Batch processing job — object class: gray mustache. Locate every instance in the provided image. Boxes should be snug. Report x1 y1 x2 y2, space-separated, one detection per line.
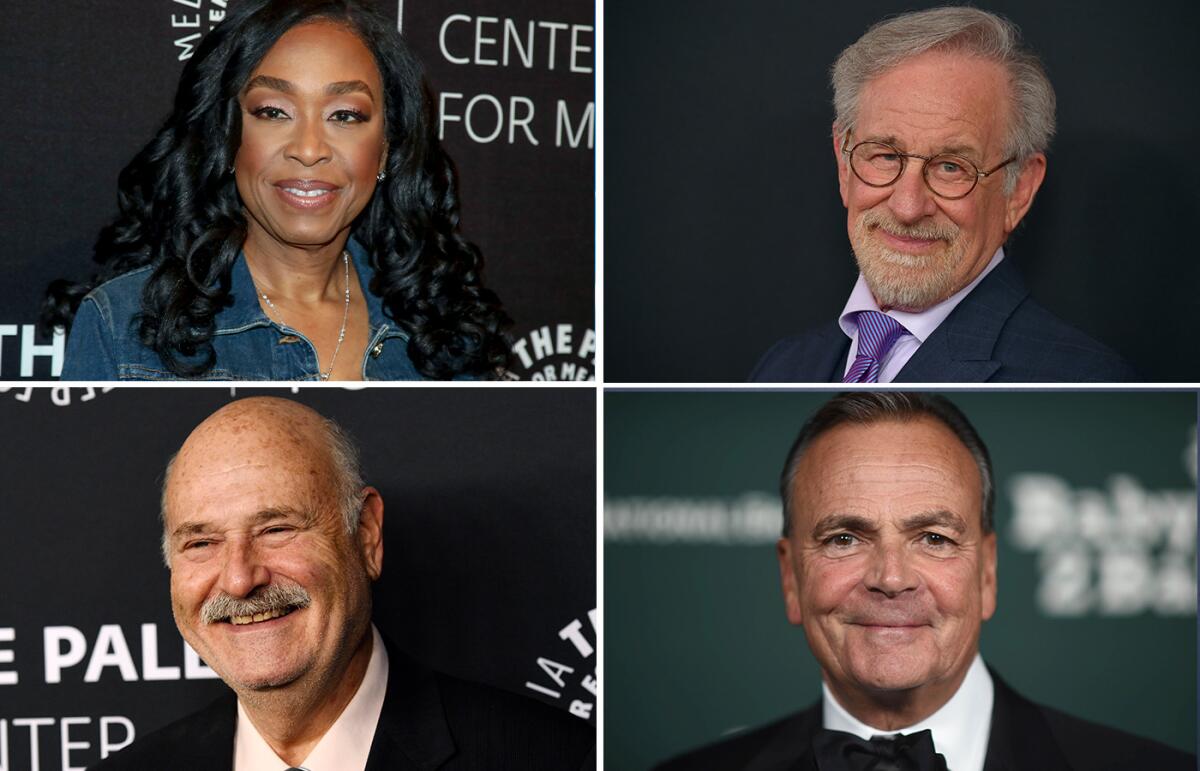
200 582 312 624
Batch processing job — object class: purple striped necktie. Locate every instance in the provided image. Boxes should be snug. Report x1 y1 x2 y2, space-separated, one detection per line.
843 311 909 383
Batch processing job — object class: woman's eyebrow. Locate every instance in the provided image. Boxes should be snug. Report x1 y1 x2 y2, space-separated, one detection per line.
243 74 293 94
242 75 374 102
326 80 374 101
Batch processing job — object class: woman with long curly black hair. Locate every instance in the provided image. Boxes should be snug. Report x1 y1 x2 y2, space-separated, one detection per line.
46 0 510 380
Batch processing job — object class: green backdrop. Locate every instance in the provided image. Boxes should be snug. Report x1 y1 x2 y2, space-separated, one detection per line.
604 391 1197 769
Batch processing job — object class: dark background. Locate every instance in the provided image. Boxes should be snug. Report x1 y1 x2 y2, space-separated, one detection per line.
0 386 595 769
0 0 594 380
605 0 1200 382
605 390 1197 769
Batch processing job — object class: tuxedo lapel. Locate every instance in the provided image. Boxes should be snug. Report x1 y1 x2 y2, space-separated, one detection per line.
743 703 822 771
364 641 456 771
895 259 1028 383
983 671 1072 770
170 693 239 771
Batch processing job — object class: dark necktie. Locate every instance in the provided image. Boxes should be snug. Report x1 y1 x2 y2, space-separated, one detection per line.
812 728 948 771
843 311 908 383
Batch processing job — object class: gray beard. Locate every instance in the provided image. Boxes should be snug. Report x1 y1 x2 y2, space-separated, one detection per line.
850 217 963 311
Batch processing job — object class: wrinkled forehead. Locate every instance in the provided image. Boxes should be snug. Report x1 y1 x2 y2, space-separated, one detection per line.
855 51 1010 154
792 418 983 524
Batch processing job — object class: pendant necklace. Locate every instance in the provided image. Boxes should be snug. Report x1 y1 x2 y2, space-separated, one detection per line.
257 250 351 381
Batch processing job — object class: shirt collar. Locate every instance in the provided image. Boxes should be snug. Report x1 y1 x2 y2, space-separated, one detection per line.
838 247 1005 343
234 624 390 771
822 654 994 771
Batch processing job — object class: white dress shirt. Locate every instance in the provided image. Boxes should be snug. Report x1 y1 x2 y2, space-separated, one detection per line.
233 625 389 771
822 654 995 771
838 248 1005 382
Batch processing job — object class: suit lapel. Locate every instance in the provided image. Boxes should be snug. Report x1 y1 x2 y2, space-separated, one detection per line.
812 323 852 383
364 640 456 771
895 258 1029 383
744 703 822 771
736 671 1071 771
176 693 238 771
983 670 1072 771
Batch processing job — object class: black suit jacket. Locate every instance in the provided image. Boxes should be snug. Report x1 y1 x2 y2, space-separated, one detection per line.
88 642 594 771
653 671 1193 770
749 259 1136 383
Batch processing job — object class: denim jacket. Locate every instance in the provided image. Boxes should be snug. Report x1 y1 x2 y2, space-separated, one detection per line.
60 240 425 380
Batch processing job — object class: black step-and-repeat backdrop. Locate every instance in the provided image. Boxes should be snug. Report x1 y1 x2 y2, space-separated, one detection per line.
605 0 1200 382
605 391 1196 769
0 386 595 770
1 0 594 381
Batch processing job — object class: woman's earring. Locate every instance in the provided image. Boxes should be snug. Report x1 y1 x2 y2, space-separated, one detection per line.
376 171 387 182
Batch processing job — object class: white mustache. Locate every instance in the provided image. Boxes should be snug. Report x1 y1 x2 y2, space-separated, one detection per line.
200 581 311 624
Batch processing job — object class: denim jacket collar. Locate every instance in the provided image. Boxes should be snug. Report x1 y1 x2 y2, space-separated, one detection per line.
60 235 427 381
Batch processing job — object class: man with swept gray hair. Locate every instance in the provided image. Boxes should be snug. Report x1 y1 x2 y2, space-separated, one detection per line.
751 7 1134 383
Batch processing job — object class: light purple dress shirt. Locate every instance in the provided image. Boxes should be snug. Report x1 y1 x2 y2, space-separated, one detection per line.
839 248 1005 382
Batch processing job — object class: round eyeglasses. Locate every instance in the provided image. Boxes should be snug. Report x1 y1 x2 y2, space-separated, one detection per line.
841 135 1016 200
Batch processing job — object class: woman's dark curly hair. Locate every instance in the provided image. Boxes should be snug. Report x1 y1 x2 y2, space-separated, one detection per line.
42 0 511 379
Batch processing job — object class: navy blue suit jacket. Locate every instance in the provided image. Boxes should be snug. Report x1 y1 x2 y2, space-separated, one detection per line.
88 642 594 771
654 671 1193 770
749 259 1135 383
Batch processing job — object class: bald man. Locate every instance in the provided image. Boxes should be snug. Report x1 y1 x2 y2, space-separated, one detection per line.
92 397 593 771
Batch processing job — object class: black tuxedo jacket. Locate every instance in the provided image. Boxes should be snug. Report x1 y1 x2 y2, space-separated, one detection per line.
88 642 594 771
653 671 1193 770
749 259 1136 383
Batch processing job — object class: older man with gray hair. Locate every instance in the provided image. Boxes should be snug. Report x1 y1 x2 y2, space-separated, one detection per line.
751 6 1134 383
92 396 593 770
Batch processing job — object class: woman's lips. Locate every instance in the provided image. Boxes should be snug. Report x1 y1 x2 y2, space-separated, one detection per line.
273 179 341 210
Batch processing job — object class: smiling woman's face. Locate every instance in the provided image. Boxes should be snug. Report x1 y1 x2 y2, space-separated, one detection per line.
235 19 387 253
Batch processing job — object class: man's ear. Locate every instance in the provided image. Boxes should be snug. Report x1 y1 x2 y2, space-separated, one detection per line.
980 531 997 621
356 486 384 580
1003 152 1046 233
778 537 805 626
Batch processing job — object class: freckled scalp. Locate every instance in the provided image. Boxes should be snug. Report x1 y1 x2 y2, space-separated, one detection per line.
160 397 366 565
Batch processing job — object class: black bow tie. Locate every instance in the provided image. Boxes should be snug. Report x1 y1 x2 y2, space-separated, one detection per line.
812 728 949 771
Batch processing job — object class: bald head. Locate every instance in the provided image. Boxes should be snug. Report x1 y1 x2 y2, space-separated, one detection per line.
161 397 364 565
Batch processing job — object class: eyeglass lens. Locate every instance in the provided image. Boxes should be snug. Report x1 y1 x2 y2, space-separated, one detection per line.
850 142 978 198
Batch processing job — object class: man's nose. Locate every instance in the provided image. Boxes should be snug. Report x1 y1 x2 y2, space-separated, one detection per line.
885 162 938 224
217 538 271 598
864 541 920 597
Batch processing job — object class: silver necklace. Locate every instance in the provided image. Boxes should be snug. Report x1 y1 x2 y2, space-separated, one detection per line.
258 250 351 381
